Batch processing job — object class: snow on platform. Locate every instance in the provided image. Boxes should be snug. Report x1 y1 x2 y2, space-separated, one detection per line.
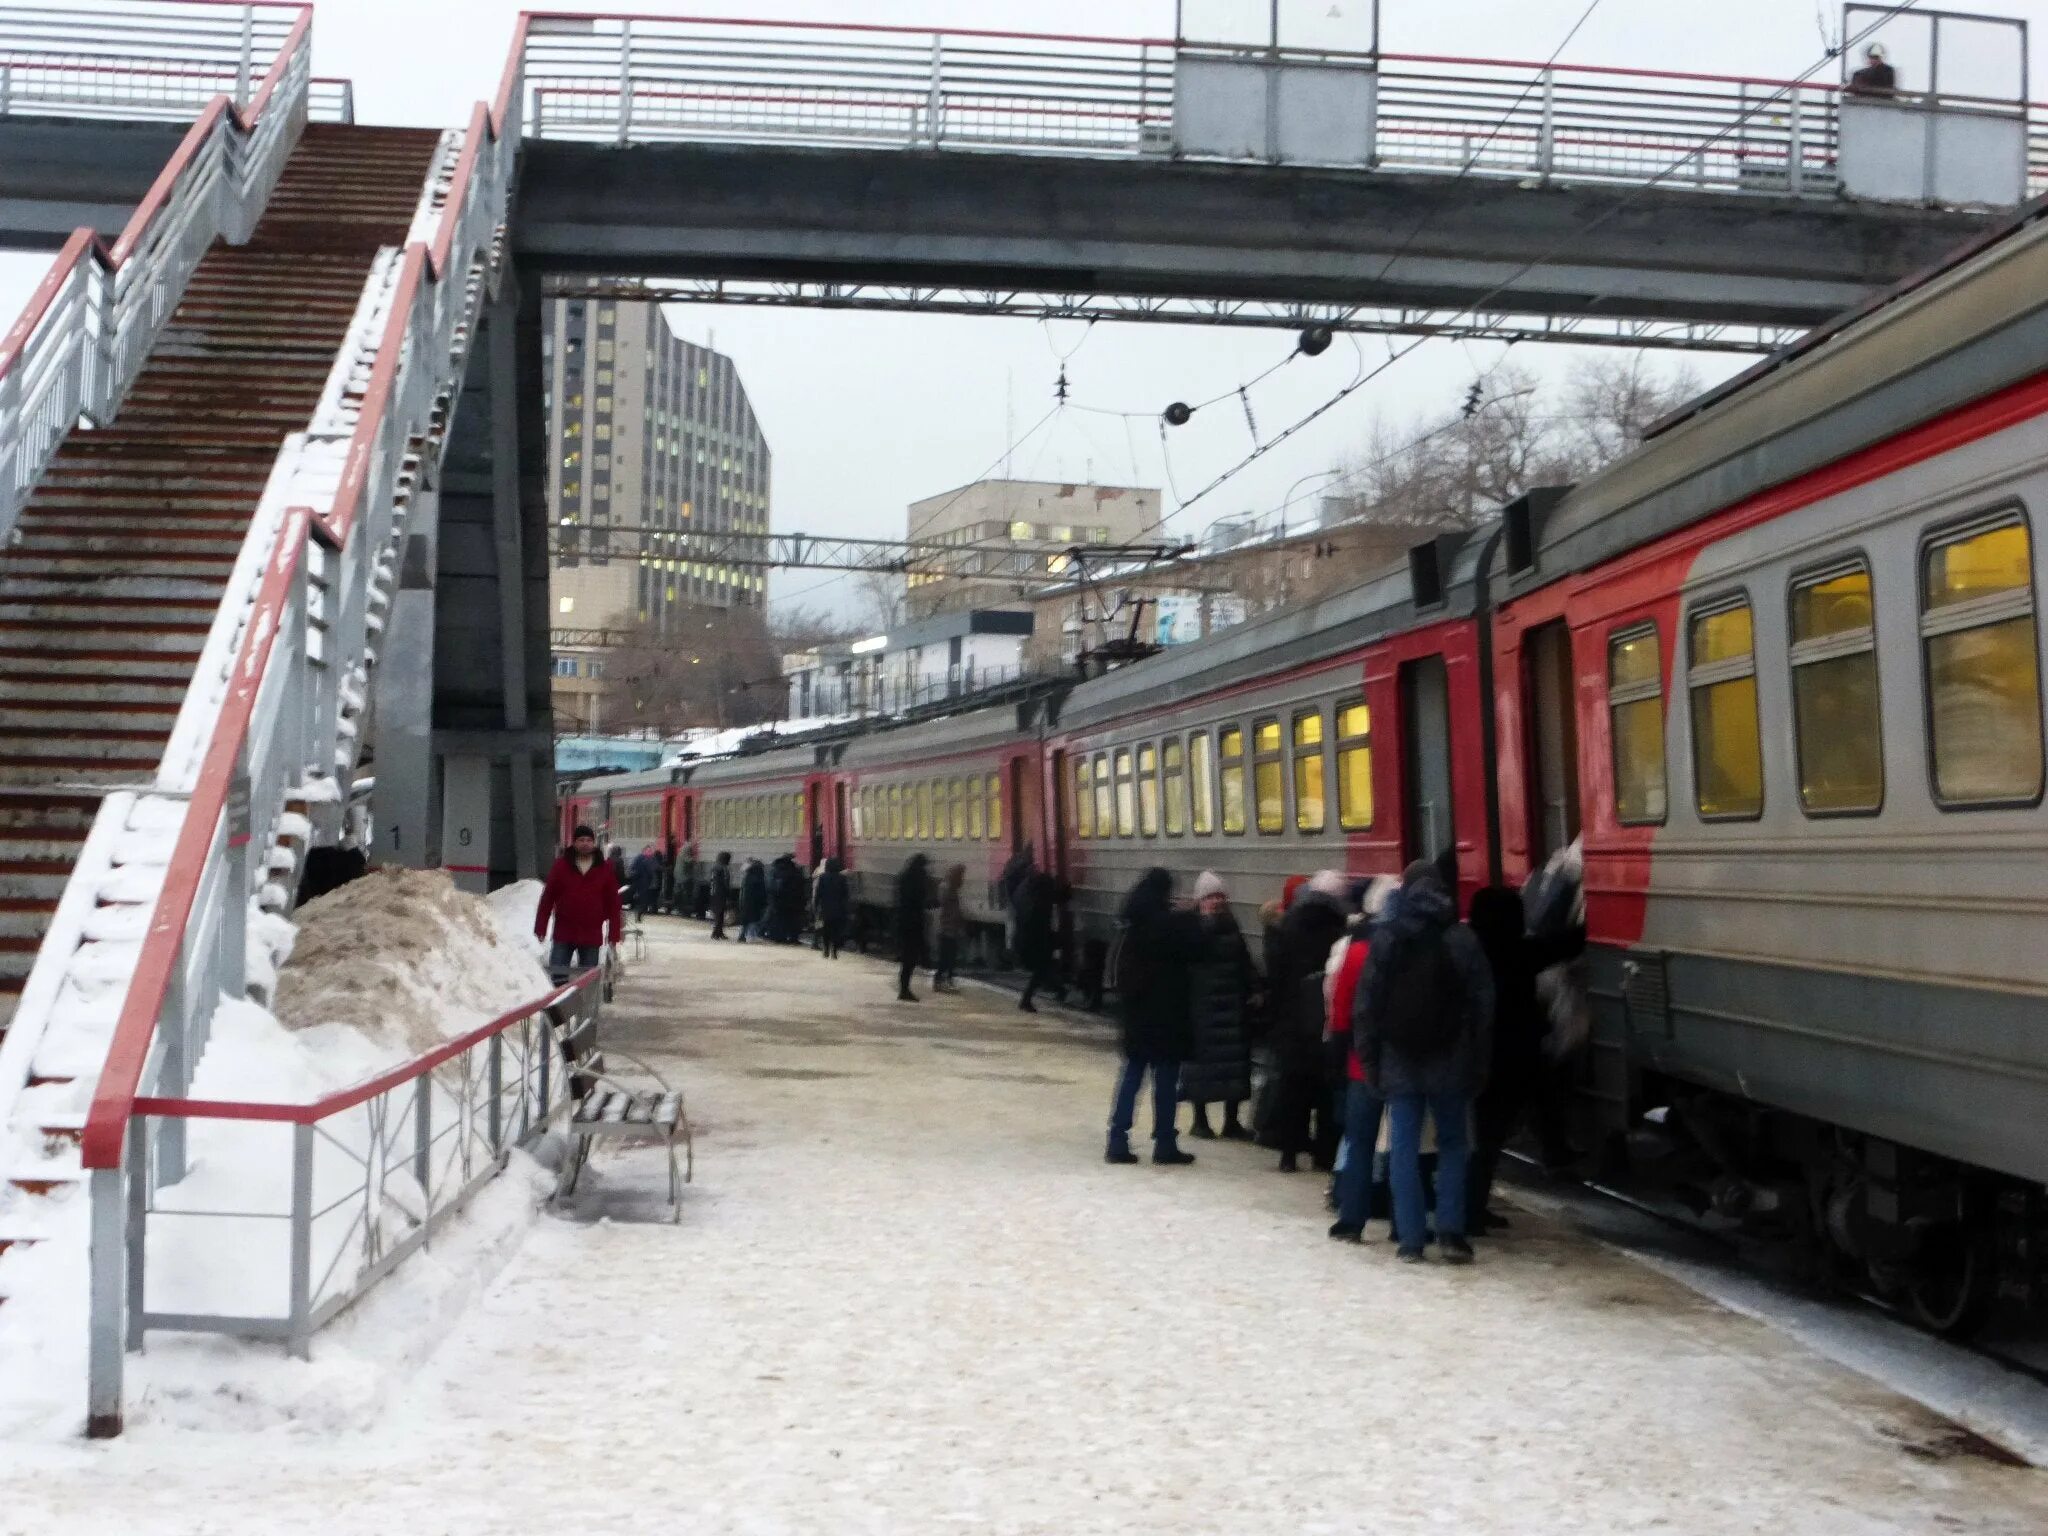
3 921 2046 1533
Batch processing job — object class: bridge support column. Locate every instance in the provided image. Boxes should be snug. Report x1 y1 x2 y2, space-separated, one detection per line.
370 494 441 870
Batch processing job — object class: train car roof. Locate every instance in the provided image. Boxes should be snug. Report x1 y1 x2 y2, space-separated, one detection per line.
836 697 1040 767
1055 542 1480 733
686 742 822 787
1527 197 2048 584
565 763 682 795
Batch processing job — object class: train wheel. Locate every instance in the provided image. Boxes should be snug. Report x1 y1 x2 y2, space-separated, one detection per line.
1904 1223 1995 1337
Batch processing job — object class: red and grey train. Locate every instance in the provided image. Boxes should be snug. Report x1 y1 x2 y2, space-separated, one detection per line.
563 201 2048 1329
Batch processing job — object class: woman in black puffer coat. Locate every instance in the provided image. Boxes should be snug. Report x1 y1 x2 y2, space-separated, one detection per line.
1180 870 1256 1139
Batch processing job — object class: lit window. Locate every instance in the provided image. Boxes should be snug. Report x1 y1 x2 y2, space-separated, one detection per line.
1093 752 1112 835
1336 700 1373 831
1922 516 2041 806
1688 599 1763 819
1189 732 1215 835
1074 757 1095 838
986 773 1002 841
1138 743 1160 837
1114 748 1135 836
915 781 932 840
1009 521 1034 541
1790 563 1882 814
1293 709 1326 832
968 776 986 840
558 596 574 615
1253 718 1284 833
888 784 903 840
949 778 967 839
1608 625 1667 825
1162 738 1186 836
1220 727 1246 835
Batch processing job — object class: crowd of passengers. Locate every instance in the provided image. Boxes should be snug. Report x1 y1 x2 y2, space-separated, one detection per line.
538 825 1586 1264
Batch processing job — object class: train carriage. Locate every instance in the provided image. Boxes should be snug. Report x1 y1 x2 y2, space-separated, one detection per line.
691 744 822 874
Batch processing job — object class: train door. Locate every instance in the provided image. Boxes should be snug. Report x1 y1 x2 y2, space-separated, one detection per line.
1400 655 1455 864
833 781 849 861
1525 620 1581 863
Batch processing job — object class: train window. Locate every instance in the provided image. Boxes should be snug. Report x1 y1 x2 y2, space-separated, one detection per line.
1790 562 1883 815
792 792 803 838
1074 757 1095 838
850 789 864 841
1293 709 1327 833
950 778 968 839
1092 752 1113 835
1138 743 1160 836
1113 748 1136 836
968 776 986 840
986 772 1002 842
1190 732 1215 835
1253 718 1284 834
910 780 928 840
888 783 904 840
1162 739 1187 836
1922 516 2042 806
1687 598 1763 820
1607 624 1668 825
1336 700 1373 831
1219 727 1246 835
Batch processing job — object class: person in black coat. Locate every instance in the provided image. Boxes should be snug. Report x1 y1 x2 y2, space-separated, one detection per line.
1106 867 1197 1166
814 856 851 959
894 853 933 1000
737 858 768 942
1262 870 1350 1172
1014 867 1061 1013
1180 870 1255 1139
768 852 804 943
1464 883 1586 1231
708 851 733 939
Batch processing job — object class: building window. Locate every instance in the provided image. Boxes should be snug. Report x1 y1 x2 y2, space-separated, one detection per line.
1219 726 1246 834
1074 757 1095 838
1113 748 1135 837
1336 700 1372 830
1253 718 1284 833
1608 624 1667 825
1688 598 1763 819
1922 515 2041 806
1790 561 1883 814
1292 709 1326 832
1161 738 1187 836
1092 751 1112 835
1138 743 1160 837
557 596 574 615
1008 521 1034 541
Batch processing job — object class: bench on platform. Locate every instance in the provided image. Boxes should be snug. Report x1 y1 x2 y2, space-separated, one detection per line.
553 1048 692 1222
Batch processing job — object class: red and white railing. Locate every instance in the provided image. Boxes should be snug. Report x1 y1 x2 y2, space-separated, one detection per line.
512 13 2048 199
117 969 599 1360
0 0 304 119
69 38 524 1439
0 1 313 537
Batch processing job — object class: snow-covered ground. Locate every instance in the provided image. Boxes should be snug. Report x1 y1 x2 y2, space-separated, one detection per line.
3 920 2046 1533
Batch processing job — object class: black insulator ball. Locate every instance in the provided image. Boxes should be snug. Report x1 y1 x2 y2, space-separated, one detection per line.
1163 401 1193 427
1298 324 1334 357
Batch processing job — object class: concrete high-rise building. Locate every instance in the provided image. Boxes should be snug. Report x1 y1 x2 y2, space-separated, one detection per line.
903 478 1158 618
546 299 771 634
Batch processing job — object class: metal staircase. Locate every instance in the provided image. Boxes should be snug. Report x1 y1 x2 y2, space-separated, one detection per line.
0 125 437 1037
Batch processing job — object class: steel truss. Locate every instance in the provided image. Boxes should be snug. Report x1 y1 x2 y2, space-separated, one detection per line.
554 525 1193 581
545 276 1800 354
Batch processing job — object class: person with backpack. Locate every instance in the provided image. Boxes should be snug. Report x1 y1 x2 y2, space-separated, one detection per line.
1106 867 1197 1166
1013 867 1061 1012
1354 861 1494 1263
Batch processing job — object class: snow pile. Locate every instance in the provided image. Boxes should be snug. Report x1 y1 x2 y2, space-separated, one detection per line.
275 867 554 1057
486 878 546 966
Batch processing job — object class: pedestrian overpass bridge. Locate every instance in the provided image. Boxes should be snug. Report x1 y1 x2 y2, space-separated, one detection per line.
0 0 2037 1434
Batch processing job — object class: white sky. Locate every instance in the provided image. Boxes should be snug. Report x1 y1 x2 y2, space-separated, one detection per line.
5 0 2045 620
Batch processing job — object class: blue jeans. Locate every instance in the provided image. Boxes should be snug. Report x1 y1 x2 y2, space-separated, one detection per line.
1108 1054 1181 1155
1333 1080 1385 1230
548 942 601 980
1388 1091 1471 1249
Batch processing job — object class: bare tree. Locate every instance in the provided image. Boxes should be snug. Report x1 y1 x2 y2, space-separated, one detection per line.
852 567 909 633
1560 353 1703 472
600 606 785 733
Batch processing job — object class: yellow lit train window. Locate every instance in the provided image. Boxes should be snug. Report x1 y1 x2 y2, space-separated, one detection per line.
792 792 803 838
968 776 986 840
1336 699 1373 831
1688 598 1763 819
1923 517 2042 806
1093 752 1113 835
1113 748 1136 836
1219 727 1246 835
1074 757 1095 839
1607 624 1667 825
986 772 1002 842
1253 717 1284 833
1190 732 1215 835
1293 709 1326 833
850 789 865 840
1790 563 1882 814
910 781 928 840
1161 738 1187 836
1138 743 1160 836
888 783 904 840
950 777 967 839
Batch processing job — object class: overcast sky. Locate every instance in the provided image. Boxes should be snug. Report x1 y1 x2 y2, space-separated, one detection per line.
5 0 2044 620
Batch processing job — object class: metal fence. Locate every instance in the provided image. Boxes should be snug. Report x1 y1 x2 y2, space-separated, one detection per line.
0 0 305 119
123 971 599 1359
515 13 2048 200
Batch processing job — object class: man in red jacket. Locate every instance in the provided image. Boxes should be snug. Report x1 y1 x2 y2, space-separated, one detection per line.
536 824 623 977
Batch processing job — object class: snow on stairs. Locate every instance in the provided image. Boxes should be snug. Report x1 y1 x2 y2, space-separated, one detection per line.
0 123 440 1276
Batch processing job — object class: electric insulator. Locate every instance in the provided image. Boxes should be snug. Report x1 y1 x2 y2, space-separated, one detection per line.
1298 324 1334 357
1163 401 1193 427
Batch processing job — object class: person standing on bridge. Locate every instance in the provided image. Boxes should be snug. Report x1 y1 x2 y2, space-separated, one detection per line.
1106 867 1197 1167
1846 42 1896 96
535 824 623 979
895 852 934 1001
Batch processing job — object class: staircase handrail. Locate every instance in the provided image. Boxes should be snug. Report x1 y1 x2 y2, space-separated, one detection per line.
0 2 313 537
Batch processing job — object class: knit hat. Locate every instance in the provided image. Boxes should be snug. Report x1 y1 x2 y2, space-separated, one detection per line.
1193 870 1226 900
1308 869 1349 900
1280 874 1308 911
